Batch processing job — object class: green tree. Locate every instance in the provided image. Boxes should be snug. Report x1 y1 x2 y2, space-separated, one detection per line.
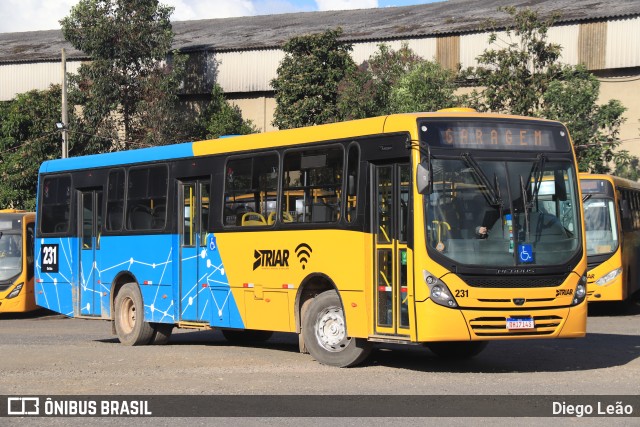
197 83 258 139
389 60 458 113
337 43 422 119
462 6 633 174
61 0 182 149
0 86 70 209
271 28 355 129
541 65 627 173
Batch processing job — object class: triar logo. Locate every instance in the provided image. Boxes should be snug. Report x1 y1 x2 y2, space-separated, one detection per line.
295 243 312 270
253 249 290 270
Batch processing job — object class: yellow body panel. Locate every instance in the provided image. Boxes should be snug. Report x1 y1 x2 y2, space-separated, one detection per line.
0 211 36 314
218 229 373 337
580 173 640 302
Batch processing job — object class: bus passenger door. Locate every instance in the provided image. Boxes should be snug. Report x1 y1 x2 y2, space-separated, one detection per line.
79 190 103 316
179 180 210 322
373 164 411 337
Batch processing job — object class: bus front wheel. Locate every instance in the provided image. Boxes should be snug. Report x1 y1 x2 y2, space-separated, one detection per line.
302 290 371 367
114 283 154 346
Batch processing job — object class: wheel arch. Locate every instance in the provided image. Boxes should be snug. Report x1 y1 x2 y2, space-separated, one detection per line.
294 272 342 334
109 271 139 319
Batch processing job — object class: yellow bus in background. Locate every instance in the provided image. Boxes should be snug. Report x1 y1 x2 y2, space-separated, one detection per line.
35 111 587 366
0 210 36 313
580 173 640 302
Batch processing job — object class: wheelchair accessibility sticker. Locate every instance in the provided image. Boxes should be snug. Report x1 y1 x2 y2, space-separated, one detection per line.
518 244 534 263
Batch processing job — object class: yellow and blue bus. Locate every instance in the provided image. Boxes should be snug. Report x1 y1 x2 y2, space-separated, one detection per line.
35 110 587 366
580 173 640 302
0 209 36 313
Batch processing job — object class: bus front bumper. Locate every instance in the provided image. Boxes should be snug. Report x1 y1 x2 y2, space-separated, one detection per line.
415 299 587 342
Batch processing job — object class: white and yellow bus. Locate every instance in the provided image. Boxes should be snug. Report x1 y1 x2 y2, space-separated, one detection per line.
35 110 587 366
580 173 640 302
0 209 36 313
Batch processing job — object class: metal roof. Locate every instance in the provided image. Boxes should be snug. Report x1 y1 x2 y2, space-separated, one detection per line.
1 0 639 63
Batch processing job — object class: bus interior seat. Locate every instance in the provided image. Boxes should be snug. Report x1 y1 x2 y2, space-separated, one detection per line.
241 212 266 226
267 211 295 225
151 204 166 229
107 203 124 230
267 212 276 225
312 202 335 222
128 204 153 230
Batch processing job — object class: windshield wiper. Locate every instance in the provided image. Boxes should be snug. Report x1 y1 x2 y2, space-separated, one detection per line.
582 194 592 202
520 175 530 241
461 153 502 207
528 153 547 211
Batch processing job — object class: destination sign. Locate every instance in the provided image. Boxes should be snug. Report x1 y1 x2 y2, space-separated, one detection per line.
580 179 614 196
419 120 571 152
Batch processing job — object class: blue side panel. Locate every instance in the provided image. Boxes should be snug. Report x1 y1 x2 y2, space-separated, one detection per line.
35 232 244 329
39 142 195 174
204 234 243 328
179 233 244 328
35 237 76 317
98 234 177 323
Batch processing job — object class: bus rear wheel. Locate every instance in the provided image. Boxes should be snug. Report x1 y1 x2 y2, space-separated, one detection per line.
425 341 488 359
302 290 371 367
114 283 154 346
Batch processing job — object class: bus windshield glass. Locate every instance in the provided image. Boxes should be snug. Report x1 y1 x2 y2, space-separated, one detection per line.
424 155 580 267
583 196 618 256
0 217 23 282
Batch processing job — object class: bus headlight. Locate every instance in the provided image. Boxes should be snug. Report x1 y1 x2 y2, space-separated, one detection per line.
7 282 23 299
423 270 458 308
571 275 587 306
595 267 622 286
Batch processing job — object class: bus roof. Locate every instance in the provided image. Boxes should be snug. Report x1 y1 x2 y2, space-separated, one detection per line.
39 112 564 174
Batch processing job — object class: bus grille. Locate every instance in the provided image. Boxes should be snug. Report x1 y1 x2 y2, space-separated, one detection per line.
0 283 12 292
469 315 563 337
460 274 567 288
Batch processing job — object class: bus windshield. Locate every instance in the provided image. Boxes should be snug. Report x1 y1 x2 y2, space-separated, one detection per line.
0 219 23 282
583 196 618 256
425 156 580 267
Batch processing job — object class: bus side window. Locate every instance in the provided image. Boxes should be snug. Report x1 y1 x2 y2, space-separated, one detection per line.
346 144 359 223
26 223 34 279
224 154 278 227
106 169 125 231
282 146 343 224
40 175 71 234
126 166 168 231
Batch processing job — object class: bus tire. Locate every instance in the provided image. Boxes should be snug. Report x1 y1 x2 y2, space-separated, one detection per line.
303 290 371 367
221 329 273 343
149 323 173 345
298 298 313 354
114 283 154 346
426 341 488 359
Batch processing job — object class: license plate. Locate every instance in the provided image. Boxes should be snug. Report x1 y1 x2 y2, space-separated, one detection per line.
506 317 535 330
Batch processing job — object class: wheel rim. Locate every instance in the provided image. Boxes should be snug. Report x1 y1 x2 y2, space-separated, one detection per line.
315 306 350 352
119 296 136 334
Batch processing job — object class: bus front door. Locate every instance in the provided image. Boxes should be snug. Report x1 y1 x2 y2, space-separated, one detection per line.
179 180 210 322
373 164 411 337
79 190 103 316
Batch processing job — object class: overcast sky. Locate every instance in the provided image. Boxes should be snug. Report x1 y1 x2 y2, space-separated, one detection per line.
0 0 442 33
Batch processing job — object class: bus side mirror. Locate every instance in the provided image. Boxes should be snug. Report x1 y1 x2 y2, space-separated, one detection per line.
417 163 430 194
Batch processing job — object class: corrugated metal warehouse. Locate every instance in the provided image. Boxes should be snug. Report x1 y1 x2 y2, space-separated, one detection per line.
0 0 639 154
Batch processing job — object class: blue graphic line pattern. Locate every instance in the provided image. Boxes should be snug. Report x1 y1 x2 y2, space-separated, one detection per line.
35 233 244 329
